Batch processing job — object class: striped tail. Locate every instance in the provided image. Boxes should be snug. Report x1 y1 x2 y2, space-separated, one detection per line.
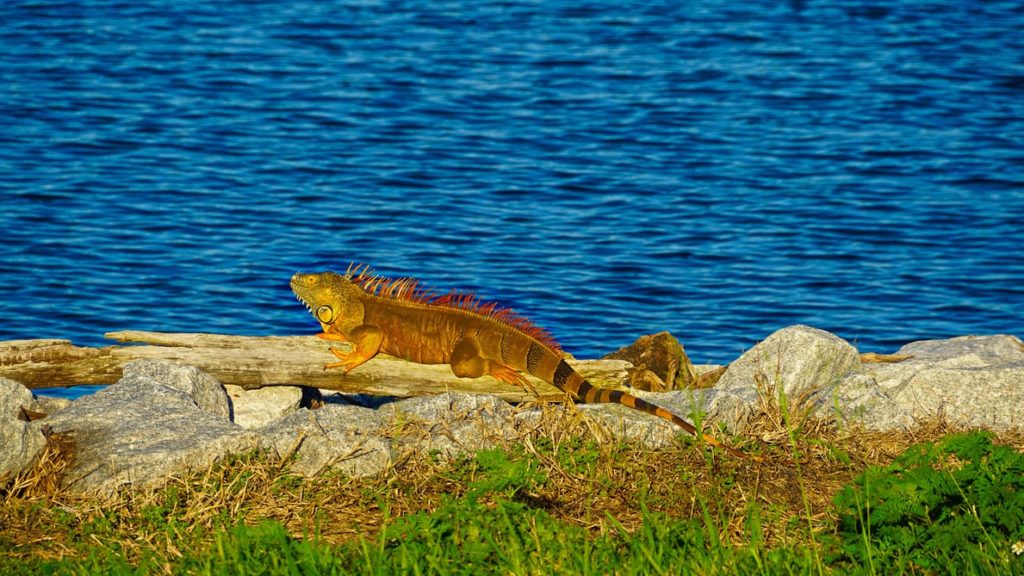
547 356 749 459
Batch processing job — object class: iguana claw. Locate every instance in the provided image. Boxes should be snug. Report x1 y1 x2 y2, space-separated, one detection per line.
490 362 539 397
324 346 371 373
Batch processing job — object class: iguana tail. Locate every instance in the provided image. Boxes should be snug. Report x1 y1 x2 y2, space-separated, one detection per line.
523 342 749 459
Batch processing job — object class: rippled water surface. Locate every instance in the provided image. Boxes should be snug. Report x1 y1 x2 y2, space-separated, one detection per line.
2 1 1022 397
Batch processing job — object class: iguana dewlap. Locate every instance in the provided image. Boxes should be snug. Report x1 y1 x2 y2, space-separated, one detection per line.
290 264 745 457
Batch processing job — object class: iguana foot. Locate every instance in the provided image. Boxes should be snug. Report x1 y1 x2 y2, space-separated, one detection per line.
490 363 538 397
324 346 372 373
317 332 350 343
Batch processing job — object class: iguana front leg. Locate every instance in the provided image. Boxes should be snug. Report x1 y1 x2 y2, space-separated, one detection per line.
323 324 384 373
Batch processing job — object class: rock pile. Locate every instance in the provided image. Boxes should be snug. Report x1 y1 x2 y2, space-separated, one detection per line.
2 326 1021 495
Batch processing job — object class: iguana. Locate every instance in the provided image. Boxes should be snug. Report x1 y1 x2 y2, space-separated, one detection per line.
291 264 746 457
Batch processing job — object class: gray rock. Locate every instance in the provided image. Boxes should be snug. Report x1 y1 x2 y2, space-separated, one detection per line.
224 385 304 429
828 373 913 431
123 359 231 420
1 377 35 421
863 334 1024 430
655 387 717 430
30 395 72 416
698 387 759 433
39 363 257 495
896 334 1024 363
258 406 391 477
709 325 862 431
1 377 46 479
577 402 680 449
379 393 517 458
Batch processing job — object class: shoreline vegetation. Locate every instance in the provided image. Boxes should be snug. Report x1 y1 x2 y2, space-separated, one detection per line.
3 326 1023 574
6 416 1024 574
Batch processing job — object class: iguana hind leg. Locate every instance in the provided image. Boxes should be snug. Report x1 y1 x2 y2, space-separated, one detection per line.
450 335 537 396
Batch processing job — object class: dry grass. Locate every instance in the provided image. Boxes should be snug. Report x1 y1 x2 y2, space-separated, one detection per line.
3 393 1024 568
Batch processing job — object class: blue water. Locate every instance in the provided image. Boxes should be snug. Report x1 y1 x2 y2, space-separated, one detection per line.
2 1 1022 399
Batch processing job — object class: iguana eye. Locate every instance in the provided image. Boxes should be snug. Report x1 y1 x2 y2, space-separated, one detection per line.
316 305 334 323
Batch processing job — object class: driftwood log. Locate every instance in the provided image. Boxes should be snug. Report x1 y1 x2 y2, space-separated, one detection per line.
0 331 631 403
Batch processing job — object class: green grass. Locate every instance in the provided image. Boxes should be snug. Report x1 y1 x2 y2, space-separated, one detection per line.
0 456 811 576
4 418 1024 575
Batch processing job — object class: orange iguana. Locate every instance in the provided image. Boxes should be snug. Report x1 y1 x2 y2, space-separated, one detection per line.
291 264 746 458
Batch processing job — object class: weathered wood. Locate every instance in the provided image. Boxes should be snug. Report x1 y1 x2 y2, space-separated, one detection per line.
859 352 913 363
0 339 122 389
0 332 631 403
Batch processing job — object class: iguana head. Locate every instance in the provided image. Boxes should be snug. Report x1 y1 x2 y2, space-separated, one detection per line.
290 271 362 331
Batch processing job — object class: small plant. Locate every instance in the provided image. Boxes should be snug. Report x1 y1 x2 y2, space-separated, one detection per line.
464 447 548 503
829 431 1024 573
